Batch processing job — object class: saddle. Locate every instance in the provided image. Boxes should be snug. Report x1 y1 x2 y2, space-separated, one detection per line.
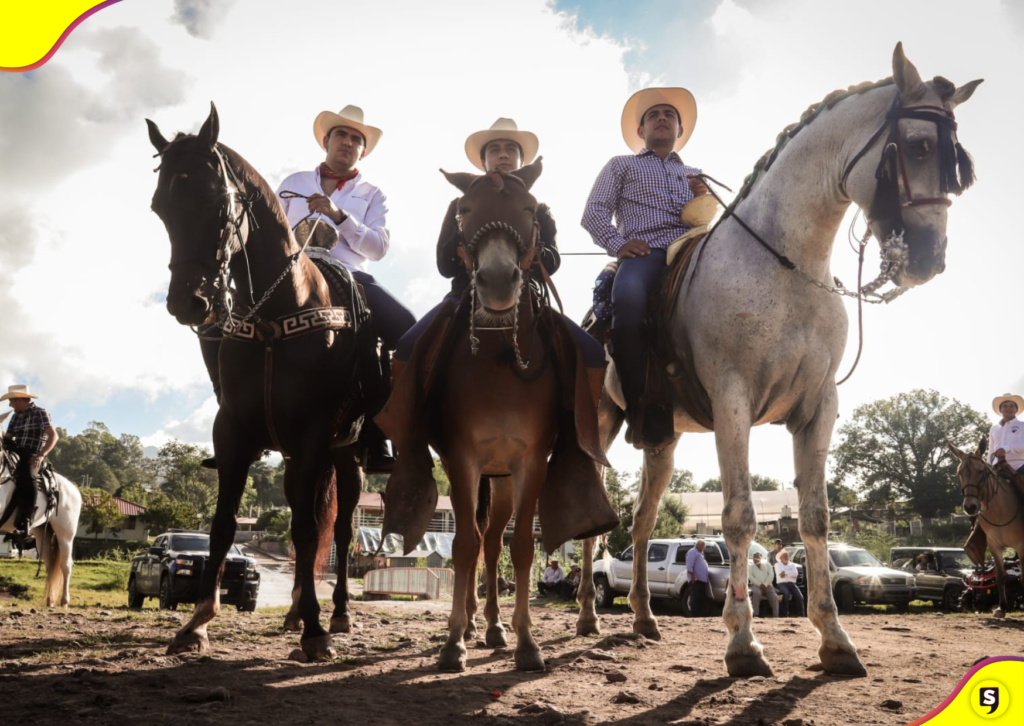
0 452 59 530
376 289 618 554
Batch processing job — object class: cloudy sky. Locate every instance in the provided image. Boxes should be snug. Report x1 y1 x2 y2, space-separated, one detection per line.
0 0 1018 487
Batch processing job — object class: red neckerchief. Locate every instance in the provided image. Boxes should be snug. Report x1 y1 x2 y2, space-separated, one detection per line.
319 163 359 191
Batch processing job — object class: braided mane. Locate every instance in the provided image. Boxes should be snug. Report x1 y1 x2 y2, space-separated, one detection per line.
726 77 895 213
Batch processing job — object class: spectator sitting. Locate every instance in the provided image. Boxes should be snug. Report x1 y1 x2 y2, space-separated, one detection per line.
561 565 582 600
537 559 565 596
748 551 779 617
774 550 805 617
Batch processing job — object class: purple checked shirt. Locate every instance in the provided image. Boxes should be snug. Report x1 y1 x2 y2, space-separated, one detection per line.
582 149 702 256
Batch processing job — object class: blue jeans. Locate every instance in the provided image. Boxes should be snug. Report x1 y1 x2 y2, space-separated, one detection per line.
351 271 416 351
395 294 605 369
611 248 667 328
778 582 804 617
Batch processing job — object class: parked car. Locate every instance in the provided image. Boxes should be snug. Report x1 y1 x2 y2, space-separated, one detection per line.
784 543 915 612
889 547 973 610
592 538 805 616
128 530 260 611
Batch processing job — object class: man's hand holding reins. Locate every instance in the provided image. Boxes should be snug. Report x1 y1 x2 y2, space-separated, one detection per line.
307 193 348 225
686 174 709 196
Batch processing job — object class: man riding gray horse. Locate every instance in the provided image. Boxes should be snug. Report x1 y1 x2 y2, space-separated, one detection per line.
0 385 59 540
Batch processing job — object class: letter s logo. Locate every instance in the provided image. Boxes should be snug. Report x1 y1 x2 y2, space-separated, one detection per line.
981 687 998 713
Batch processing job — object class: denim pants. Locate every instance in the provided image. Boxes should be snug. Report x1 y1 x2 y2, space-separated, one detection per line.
351 270 416 351
611 249 667 328
778 582 804 617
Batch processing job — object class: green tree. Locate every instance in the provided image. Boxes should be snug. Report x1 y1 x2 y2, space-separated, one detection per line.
699 477 721 492
604 468 637 555
826 481 859 509
668 469 696 493
156 441 218 526
141 492 199 533
256 509 292 535
829 389 989 518
80 487 123 538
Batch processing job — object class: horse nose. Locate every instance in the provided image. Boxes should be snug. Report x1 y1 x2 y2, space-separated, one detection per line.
964 502 979 516
510 266 521 284
166 290 211 324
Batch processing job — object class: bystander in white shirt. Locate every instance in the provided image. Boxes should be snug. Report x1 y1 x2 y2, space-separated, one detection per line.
277 167 389 272
775 559 798 585
542 565 565 585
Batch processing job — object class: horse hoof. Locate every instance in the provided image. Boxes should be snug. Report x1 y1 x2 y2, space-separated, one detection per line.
514 647 545 672
464 623 478 641
992 608 1006 619
301 635 336 662
283 615 303 632
725 652 774 678
485 625 507 648
632 618 662 641
576 619 601 637
167 629 209 656
438 644 467 672
329 615 352 634
819 646 868 677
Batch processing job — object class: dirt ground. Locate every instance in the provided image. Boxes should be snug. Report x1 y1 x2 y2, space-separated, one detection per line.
1 596 1021 726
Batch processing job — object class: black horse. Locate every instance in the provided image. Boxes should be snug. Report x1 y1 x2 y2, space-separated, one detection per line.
148 103 372 660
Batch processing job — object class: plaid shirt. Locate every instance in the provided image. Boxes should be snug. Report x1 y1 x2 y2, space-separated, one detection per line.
5 403 53 454
582 149 702 256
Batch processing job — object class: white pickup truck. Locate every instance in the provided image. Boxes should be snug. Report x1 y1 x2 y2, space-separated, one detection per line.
591 538 731 616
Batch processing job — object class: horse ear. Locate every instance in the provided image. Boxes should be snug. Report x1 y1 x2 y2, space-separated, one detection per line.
0 411 10 426
892 42 927 101
146 119 170 153
975 435 988 457
197 102 220 151
949 79 983 109
440 169 477 193
509 156 543 191
945 439 967 461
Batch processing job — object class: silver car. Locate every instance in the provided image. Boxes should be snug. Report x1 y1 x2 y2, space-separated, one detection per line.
785 543 915 612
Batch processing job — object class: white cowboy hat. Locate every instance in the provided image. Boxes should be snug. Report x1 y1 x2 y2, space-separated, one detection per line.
992 393 1024 415
620 87 698 154
0 384 38 402
313 105 383 156
464 118 539 172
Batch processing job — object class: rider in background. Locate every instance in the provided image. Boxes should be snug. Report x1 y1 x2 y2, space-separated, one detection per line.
0 385 58 538
581 88 709 451
989 393 1024 474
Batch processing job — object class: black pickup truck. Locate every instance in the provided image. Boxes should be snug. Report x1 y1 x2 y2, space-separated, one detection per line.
128 530 260 611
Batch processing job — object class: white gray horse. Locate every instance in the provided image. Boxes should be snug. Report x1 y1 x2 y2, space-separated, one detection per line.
576 43 981 678
0 412 82 607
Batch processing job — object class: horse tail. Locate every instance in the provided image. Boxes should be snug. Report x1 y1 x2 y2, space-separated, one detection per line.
40 523 63 606
314 470 337 581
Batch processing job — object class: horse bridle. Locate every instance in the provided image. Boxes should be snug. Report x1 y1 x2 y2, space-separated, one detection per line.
959 455 1022 529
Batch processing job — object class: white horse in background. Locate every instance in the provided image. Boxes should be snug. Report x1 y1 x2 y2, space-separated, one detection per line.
576 44 981 678
0 411 82 607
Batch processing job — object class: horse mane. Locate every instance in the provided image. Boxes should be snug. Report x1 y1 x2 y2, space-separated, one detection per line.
726 77 896 213
159 132 293 235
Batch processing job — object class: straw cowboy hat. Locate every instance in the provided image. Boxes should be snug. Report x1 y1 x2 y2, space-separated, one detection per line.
621 87 698 154
313 105 383 156
992 393 1024 415
464 118 539 172
0 384 38 402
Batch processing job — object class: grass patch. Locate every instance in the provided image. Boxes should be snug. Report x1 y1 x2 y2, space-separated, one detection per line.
0 559 134 609
0 572 31 600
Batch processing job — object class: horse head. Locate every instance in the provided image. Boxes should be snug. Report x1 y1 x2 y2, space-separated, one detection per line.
947 436 990 517
147 103 250 326
847 43 982 287
442 158 542 319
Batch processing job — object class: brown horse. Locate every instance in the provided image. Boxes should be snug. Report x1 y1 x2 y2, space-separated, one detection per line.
148 104 369 660
948 437 1024 617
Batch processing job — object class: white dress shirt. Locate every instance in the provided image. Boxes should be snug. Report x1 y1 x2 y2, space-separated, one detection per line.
276 167 390 272
989 417 1024 470
542 566 565 584
775 561 798 584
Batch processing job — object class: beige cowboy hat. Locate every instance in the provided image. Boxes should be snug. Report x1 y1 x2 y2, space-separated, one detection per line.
992 393 1024 415
0 384 38 402
621 87 698 154
313 104 383 156
464 118 539 172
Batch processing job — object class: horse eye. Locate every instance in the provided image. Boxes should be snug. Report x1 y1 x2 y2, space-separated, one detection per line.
909 139 931 160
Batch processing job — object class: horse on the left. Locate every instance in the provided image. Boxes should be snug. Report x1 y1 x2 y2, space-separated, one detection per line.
148 104 372 660
0 412 82 607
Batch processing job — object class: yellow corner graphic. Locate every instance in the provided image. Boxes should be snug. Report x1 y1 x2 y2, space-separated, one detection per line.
908 657 1023 724
0 1 124 72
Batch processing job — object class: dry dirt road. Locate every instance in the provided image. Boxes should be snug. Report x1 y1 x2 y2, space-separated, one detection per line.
0 596 1021 726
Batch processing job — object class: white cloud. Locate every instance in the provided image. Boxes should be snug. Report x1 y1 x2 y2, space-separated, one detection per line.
169 0 238 39
141 395 218 449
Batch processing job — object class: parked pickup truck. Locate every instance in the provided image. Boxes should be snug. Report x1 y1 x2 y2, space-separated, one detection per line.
592 538 725 616
890 546 973 610
784 543 915 612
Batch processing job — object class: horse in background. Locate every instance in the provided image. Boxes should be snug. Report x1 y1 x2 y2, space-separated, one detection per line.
948 437 1024 617
148 104 371 660
577 43 981 678
0 411 81 607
